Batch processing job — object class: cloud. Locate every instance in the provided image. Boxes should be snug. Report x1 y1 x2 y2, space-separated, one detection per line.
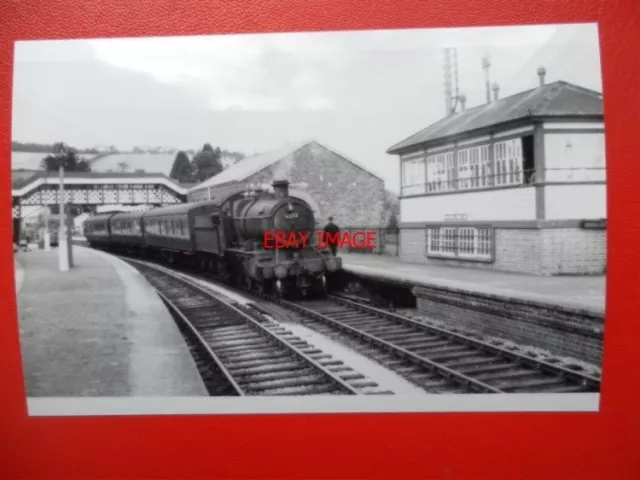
12 40 206 147
89 32 346 112
85 24 568 115
12 23 603 193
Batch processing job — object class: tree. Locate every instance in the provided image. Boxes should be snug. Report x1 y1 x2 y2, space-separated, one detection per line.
40 142 92 172
191 143 223 182
134 168 146 174
170 151 195 183
117 161 130 173
387 212 398 232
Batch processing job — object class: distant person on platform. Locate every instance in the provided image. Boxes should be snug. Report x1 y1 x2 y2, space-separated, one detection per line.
324 217 340 257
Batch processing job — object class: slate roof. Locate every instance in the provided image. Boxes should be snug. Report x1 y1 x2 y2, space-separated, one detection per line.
191 141 309 191
189 139 381 193
387 81 604 154
12 169 40 189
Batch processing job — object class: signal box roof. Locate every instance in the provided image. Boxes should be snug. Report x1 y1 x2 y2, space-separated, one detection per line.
387 80 604 154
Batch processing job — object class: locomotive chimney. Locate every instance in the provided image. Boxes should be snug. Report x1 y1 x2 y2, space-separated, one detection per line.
273 179 289 198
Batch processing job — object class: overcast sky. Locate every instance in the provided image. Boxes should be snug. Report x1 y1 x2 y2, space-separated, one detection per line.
12 23 602 192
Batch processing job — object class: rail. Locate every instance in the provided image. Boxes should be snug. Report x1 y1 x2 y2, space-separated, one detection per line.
122 258 371 396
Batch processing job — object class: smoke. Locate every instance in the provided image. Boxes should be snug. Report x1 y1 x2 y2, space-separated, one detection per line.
270 153 295 182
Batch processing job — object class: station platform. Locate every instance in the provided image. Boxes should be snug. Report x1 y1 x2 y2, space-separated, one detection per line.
14 245 208 397
339 253 605 315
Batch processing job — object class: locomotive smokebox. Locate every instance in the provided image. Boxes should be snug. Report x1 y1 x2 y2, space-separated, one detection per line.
273 179 289 198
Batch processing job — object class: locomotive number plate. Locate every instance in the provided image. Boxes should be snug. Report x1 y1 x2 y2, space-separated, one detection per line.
284 212 299 220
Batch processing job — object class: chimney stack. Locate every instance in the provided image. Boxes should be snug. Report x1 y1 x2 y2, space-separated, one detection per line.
492 82 500 101
459 94 466 111
537 66 546 86
272 179 289 198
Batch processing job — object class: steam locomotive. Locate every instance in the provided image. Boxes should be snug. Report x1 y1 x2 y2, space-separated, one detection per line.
84 180 342 298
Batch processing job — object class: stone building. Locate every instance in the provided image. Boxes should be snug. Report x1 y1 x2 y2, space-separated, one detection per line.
188 140 386 229
387 71 606 275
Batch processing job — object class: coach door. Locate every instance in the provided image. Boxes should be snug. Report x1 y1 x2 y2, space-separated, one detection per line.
211 214 223 252
193 213 222 255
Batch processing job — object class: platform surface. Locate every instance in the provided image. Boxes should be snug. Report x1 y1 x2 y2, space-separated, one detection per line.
14 245 208 397
340 253 606 314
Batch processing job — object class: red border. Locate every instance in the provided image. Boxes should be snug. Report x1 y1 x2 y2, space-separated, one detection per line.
1 1 638 478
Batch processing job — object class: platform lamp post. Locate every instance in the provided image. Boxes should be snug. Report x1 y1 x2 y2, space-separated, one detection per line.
40 206 51 252
57 143 71 272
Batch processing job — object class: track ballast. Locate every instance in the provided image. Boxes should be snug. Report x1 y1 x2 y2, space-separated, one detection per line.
279 295 601 394
125 258 392 396
95 244 601 396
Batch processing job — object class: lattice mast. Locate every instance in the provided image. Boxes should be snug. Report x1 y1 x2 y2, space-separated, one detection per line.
443 48 461 115
482 54 492 103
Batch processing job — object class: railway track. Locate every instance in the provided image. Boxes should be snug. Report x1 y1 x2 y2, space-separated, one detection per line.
123 259 392 396
276 294 601 394
105 248 601 395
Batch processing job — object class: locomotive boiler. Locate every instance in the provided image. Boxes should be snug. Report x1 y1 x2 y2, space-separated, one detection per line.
235 180 314 241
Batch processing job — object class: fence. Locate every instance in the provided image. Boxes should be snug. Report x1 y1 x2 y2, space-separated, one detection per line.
312 226 399 256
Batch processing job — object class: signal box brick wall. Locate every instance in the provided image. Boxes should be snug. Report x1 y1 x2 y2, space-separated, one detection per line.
399 226 606 275
242 142 385 228
413 285 604 364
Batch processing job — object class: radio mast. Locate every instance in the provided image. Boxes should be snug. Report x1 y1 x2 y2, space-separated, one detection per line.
482 54 492 103
443 48 460 115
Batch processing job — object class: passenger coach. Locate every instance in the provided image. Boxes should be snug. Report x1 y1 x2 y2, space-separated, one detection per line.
84 212 115 248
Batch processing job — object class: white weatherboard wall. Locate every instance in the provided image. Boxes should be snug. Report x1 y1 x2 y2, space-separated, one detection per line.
544 132 606 182
400 188 536 223
544 184 607 220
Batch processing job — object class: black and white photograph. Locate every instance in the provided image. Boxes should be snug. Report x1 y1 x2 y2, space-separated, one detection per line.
11 22 606 416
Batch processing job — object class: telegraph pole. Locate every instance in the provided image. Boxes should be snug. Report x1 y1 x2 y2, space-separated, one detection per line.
42 206 51 252
58 144 70 272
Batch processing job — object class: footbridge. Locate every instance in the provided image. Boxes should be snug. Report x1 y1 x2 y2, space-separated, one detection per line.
12 171 190 220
